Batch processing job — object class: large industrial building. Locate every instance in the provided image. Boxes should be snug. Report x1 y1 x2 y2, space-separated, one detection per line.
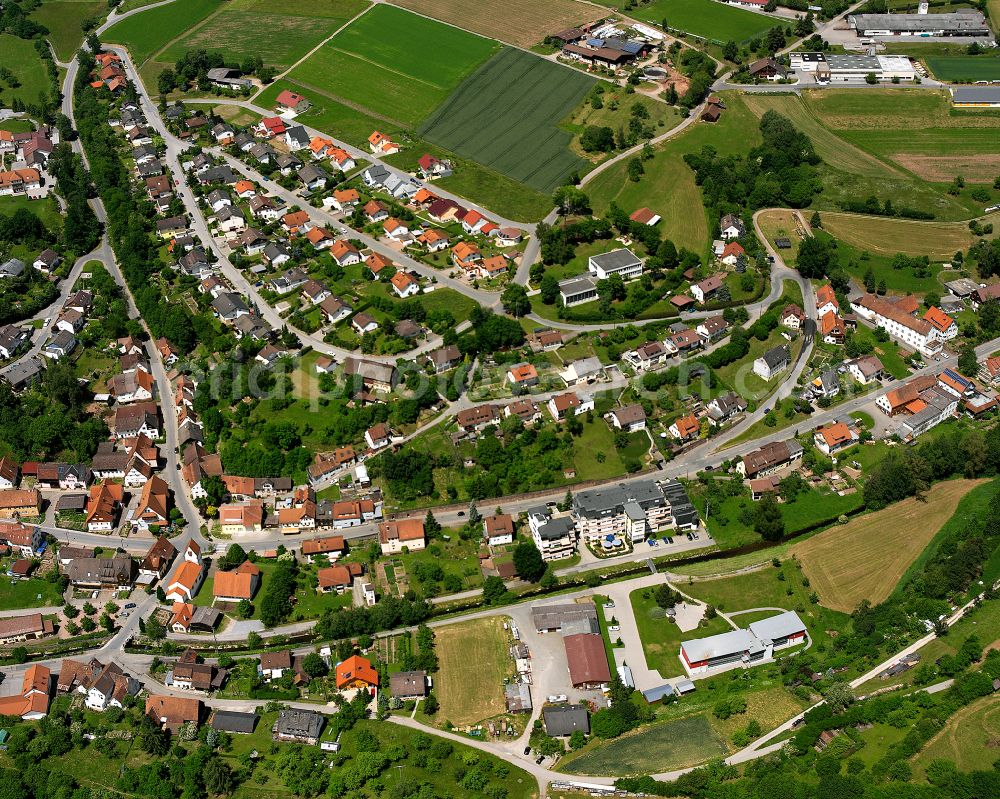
789 52 916 82
950 87 1000 108
848 12 991 38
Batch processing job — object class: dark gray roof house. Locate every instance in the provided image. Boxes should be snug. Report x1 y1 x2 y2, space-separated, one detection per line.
211 710 258 734
273 708 324 743
543 705 589 736
285 126 309 149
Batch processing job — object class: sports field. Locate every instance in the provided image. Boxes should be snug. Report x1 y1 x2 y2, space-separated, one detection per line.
419 48 595 192
287 5 497 128
592 0 777 42
433 616 511 726
0 35 52 108
103 0 222 64
31 0 107 61
161 0 369 68
925 56 1000 82
388 0 603 48
560 715 727 776
792 479 987 614
588 91 761 255
818 210 1000 260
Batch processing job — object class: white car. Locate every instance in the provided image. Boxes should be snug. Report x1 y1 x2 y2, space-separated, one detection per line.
546 694 568 703
603 601 615 610
608 625 621 632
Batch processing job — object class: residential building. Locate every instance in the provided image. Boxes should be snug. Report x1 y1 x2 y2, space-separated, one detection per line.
737 440 804 479
851 294 942 357
389 670 428 700
527 507 576 561
813 421 859 456
274 708 324 744
753 344 791 381
606 404 647 432
213 560 261 603
483 513 515 546
378 519 425 554
335 654 379 690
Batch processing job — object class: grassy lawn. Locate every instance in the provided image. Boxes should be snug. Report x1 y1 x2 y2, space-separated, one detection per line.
31 0 108 61
0 574 64 609
560 714 727 776
819 210 996 261
0 35 52 108
588 91 762 256
683 559 853 649
912 695 1000 776
288 4 497 128
803 88 1000 202
433 616 513 727
0 118 34 134
630 585 733 678
791 479 988 614
256 78 407 148
562 89 683 161
714 327 800 402
161 0 370 68
757 208 805 263
383 405 634 509
102 0 222 64
384 143 552 222
0 194 64 233
687 479 865 552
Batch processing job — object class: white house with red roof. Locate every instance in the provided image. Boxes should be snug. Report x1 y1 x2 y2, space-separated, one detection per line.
368 131 400 155
390 272 420 298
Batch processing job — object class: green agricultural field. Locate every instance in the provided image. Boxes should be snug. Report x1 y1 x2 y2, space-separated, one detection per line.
560 714 727 776
802 88 1000 197
818 210 997 261
419 47 595 193
161 0 370 69
925 56 1000 82
287 4 497 127
741 91 993 222
102 0 222 64
590 0 777 42
31 0 108 62
0 35 52 109
587 90 761 254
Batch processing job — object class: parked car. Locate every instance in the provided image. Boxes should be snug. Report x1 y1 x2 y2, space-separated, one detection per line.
523 746 531 756
546 694 567 703
609 625 621 632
